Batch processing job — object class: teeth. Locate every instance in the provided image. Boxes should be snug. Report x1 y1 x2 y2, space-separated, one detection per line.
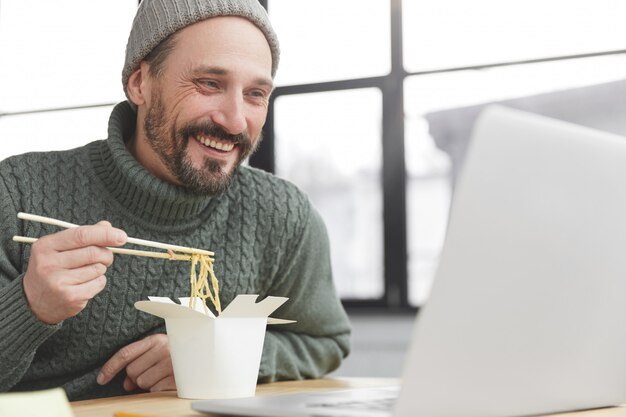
197 136 234 152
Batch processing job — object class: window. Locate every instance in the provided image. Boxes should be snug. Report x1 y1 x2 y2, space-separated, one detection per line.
0 0 136 160
263 0 626 310
1 1 625 310
404 54 626 305
274 88 384 299
0 107 115 157
403 0 626 72
269 0 391 86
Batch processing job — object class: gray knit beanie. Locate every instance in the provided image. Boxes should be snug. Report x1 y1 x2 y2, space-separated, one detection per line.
122 0 280 101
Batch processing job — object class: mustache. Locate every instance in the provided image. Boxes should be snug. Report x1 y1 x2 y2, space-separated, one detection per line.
179 121 250 144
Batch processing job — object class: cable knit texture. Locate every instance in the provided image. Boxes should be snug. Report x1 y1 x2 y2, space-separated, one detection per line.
0 102 351 400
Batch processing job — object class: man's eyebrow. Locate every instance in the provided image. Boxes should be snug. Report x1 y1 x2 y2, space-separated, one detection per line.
255 77 274 90
193 65 274 89
194 65 228 76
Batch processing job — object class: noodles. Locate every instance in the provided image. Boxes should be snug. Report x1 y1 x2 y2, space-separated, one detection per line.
188 253 222 315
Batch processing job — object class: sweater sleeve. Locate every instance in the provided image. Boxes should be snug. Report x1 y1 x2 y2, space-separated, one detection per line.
0 172 60 392
258 204 351 382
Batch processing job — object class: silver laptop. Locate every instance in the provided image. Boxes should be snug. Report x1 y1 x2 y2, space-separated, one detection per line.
193 105 626 417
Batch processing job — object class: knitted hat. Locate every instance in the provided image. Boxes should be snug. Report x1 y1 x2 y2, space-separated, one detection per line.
122 0 280 100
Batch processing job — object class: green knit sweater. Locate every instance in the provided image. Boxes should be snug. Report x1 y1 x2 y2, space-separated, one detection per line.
0 102 351 400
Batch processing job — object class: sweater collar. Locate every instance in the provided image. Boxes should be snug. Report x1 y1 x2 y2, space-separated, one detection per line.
89 101 216 226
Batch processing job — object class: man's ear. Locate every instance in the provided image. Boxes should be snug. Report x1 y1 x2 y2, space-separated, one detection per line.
126 63 150 106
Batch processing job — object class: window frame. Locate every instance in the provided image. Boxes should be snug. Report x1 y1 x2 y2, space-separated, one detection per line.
254 0 409 312
1 0 624 313
254 0 626 313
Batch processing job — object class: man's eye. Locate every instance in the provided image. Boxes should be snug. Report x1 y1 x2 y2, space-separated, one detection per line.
201 80 219 89
249 90 267 99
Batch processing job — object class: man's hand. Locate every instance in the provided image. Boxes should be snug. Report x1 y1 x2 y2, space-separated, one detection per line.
97 334 176 393
22 221 127 324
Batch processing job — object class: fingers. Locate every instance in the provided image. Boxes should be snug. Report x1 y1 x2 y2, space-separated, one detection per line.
148 376 176 392
98 335 176 393
22 220 126 324
68 274 107 300
123 374 175 393
23 257 109 324
56 245 114 270
62 263 107 286
123 376 138 392
46 223 127 252
127 350 172 390
98 338 152 385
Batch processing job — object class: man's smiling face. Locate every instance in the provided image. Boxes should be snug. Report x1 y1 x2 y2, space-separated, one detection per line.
130 16 273 194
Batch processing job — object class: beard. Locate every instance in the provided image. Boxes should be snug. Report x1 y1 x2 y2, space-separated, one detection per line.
143 90 261 195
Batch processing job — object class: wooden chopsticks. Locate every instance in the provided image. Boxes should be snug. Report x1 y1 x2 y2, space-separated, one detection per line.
12 212 214 262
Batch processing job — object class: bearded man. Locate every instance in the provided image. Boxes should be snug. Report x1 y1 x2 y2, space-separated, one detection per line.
0 0 351 400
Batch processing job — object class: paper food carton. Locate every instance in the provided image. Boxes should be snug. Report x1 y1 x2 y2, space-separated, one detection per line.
135 295 294 399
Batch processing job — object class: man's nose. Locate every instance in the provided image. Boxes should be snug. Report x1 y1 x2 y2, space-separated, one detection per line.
211 92 247 135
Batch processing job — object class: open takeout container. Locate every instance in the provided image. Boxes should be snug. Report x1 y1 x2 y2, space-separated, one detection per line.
135 295 294 399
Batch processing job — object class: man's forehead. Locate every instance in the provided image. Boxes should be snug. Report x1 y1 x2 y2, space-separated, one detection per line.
168 18 273 75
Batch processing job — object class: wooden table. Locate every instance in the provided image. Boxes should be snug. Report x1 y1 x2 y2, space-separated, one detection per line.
71 377 626 417
71 377 399 417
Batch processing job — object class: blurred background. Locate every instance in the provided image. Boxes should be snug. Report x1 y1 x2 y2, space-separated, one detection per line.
1 0 625 377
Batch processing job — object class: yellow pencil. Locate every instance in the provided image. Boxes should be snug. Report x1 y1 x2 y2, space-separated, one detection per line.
114 412 159 417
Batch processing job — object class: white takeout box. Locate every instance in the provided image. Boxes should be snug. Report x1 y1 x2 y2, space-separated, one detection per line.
135 295 294 399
